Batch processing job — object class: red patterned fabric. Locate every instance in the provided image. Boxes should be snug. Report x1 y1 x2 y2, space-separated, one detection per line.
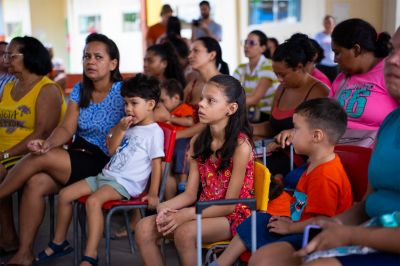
197 133 255 236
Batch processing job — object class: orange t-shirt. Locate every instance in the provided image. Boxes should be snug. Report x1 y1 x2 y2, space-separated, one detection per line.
171 103 194 131
267 191 291 217
146 23 165 45
291 154 353 222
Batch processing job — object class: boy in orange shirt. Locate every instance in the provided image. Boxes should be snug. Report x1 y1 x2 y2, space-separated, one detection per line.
211 98 353 266
158 79 194 198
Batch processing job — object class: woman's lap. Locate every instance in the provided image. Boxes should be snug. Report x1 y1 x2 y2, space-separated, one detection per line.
336 252 400 265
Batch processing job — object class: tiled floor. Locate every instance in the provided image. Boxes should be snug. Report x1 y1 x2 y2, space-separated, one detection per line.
4 195 181 266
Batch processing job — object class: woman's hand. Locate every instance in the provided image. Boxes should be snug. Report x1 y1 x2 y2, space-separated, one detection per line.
274 129 294 149
27 139 52 154
294 220 352 257
157 208 192 236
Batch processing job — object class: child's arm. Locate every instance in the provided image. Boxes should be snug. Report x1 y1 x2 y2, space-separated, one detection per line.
106 116 134 155
142 157 163 209
268 215 330 234
169 115 194 127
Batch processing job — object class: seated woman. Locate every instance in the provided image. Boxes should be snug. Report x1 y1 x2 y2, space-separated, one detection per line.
233 30 279 123
0 33 125 266
249 26 400 266
329 18 397 131
254 34 329 177
0 36 66 256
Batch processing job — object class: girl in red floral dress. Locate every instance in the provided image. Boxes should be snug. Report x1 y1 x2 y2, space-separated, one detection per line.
136 74 255 266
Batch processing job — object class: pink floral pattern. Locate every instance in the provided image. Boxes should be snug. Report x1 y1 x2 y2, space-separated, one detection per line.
197 133 255 236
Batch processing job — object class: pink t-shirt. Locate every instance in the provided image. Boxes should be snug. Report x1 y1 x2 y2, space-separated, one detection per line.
312 68 331 90
329 59 399 130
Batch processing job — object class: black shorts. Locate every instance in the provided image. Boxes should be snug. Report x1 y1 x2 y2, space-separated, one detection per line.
66 137 109 186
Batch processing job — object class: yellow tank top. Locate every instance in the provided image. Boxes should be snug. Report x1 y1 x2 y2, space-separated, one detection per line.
0 76 66 151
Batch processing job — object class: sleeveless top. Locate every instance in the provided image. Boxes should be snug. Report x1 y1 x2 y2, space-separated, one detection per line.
0 76 66 151
270 83 318 136
197 133 255 236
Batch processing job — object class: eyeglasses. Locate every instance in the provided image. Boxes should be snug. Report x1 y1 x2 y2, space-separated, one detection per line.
244 39 259 46
3 53 23 60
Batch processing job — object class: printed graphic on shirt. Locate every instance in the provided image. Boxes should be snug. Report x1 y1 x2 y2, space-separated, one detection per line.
290 191 307 222
337 84 372 118
0 105 31 133
105 135 143 171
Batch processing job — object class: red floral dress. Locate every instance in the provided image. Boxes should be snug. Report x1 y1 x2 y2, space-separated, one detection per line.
197 133 255 236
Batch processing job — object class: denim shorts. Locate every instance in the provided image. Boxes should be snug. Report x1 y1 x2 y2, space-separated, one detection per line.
85 173 130 200
236 212 303 251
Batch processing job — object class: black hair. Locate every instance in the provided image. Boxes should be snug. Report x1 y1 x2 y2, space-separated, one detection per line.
121 74 160 108
80 33 122 108
332 18 391 58
193 74 253 172
0 41 8 46
160 79 184 101
199 1 210 7
249 30 269 58
272 33 316 69
196 36 229 74
163 35 189 61
166 16 181 37
147 42 186 88
295 98 347 145
309 38 324 64
11 36 52 75
160 4 173 16
269 179 284 201
267 37 279 59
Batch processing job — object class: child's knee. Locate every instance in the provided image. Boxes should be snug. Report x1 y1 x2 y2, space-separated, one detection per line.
135 216 157 244
85 195 102 209
174 223 195 246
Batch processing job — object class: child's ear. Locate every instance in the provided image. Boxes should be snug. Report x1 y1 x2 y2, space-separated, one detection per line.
147 99 156 110
312 129 324 143
227 102 238 116
173 94 181 102
209 51 217 62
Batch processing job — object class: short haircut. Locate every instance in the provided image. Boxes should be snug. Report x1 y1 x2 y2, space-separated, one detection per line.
11 36 52 75
160 79 183 101
295 98 347 145
121 74 160 107
199 1 210 7
0 41 8 46
160 4 173 16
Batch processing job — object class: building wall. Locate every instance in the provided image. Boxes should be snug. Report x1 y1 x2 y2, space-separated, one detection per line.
325 0 383 31
29 0 67 70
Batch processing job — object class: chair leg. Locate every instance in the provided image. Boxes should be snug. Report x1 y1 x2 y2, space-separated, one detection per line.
73 201 79 266
123 210 135 254
105 209 114 266
79 203 87 259
49 194 55 241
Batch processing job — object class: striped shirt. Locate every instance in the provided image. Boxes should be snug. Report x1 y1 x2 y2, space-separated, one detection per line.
0 73 15 96
233 55 279 113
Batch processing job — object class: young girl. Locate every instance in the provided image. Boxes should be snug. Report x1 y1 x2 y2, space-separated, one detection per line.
136 74 254 266
144 42 186 88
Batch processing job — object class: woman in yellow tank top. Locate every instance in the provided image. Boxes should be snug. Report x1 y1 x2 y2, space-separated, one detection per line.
0 36 66 256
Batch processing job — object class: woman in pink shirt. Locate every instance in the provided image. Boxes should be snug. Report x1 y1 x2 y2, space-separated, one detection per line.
330 18 398 130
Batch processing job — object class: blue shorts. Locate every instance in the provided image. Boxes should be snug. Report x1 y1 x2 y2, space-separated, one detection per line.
85 173 130 200
236 212 303 251
172 138 190 174
337 252 400 265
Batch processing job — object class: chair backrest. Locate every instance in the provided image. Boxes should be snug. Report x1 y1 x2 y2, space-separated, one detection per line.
334 145 372 202
254 161 271 212
157 122 177 202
